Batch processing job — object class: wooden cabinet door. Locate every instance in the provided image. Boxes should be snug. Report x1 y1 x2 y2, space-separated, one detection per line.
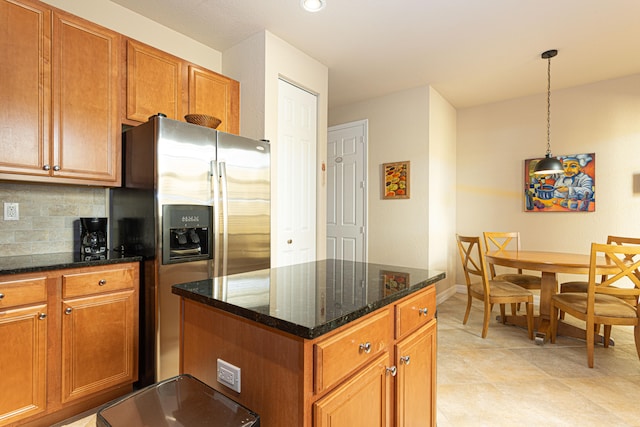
314 352 391 427
395 319 437 427
51 11 120 185
60 289 137 403
0 0 51 179
188 64 240 134
126 39 183 122
0 304 47 425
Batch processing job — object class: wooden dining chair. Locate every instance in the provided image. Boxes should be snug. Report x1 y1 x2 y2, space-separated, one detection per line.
559 236 640 320
550 242 640 368
483 231 542 291
456 235 534 339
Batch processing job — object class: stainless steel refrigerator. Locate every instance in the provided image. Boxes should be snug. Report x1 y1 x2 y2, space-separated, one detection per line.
109 115 270 386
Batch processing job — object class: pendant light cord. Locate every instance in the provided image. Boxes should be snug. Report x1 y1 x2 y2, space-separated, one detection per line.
546 55 552 157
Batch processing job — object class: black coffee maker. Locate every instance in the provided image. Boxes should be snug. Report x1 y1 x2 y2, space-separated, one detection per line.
80 217 107 259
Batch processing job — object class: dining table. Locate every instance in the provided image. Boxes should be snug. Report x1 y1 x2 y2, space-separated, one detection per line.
485 250 619 344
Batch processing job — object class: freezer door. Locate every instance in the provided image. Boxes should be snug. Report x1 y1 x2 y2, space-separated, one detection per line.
156 118 217 204
216 132 270 276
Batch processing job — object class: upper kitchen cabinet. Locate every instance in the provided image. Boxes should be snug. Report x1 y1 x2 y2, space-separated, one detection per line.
188 65 239 135
0 0 121 186
0 0 52 180
125 39 183 123
51 10 121 185
125 39 240 135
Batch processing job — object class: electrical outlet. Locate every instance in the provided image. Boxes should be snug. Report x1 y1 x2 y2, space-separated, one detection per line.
4 203 19 221
217 358 241 393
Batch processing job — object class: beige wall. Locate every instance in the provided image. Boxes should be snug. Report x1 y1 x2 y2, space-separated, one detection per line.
456 73 640 285
329 86 458 295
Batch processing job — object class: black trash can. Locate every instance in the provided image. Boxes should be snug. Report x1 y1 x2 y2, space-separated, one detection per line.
97 374 260 427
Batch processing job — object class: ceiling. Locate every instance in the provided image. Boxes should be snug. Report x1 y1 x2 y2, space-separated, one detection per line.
110 0 640 109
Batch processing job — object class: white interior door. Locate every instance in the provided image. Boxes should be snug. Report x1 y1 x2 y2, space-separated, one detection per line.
327 120 367 262
276 79 317 266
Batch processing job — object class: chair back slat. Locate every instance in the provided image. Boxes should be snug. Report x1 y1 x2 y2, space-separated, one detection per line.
456 235 491 295
483 231 524 276
589 242 640 300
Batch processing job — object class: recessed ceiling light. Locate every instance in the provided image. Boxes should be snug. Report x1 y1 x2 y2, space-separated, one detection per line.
301 0 326 13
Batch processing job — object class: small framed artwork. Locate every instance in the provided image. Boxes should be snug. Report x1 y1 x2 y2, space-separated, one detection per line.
383 161 410 199
382 271 410 296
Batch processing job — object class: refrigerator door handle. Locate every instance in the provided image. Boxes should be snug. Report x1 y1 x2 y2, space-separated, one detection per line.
210 160 221 278
219 161 229 277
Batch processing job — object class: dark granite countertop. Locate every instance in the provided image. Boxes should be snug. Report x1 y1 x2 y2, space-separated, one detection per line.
172 259 445 340
0 251 143 275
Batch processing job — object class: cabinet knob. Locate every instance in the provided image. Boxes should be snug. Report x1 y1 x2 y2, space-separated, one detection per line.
400 355 411 365
386 366 397 377
43 165 51 171
287 239 293 244
53 165 60 171
0 293 4 300
418 307 429 316
99 279 107 286
359 342 371 354
39 312 47 320
65 307 73 315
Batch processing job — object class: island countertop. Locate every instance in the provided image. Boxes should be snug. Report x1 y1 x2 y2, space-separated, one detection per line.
172 259 445 340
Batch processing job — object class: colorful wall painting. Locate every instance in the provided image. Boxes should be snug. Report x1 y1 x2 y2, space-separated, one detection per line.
524 153 595 212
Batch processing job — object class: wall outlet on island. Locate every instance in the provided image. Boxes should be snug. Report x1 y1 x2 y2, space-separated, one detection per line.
4 203 19 221
217 358 241 393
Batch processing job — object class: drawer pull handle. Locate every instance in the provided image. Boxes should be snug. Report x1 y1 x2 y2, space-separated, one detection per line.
0 293 4 300
419 307 429 316
400 355 411 365
386 366 397 377
99 279 107 286
39 313 47 320
359 342 371 354
65 307 73 315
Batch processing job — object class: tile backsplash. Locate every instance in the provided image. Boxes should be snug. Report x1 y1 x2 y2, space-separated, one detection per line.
0 183 108 256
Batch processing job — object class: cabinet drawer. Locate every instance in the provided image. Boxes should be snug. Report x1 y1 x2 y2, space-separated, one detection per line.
0 277 47 308
314 310 391 393
62 266 136 298
395 286 436 339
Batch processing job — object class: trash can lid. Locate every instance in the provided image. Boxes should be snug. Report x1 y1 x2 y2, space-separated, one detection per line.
97 374 260 427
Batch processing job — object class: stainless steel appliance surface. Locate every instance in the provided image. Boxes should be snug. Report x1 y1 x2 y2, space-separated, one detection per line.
110 115 270 386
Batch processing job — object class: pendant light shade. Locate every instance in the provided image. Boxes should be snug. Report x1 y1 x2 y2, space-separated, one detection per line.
533 49 563 175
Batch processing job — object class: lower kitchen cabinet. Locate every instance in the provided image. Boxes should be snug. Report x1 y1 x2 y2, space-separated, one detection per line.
0 277 48 425
181 284 437 427
395 319 437 426
0 262 139 427
61 266 138 404
314 352 391 426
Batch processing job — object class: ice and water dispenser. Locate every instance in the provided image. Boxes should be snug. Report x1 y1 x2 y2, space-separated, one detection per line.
162 205 212 264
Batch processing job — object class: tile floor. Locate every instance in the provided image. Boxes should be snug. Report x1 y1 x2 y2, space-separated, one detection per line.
59 292 640 427
437 293 640 427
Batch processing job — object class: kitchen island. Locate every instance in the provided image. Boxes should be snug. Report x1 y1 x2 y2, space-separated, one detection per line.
172 259 445 427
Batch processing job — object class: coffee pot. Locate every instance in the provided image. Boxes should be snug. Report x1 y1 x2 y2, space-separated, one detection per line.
80 217 107 257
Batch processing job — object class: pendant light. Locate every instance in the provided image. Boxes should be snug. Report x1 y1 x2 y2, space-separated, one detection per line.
533 49 564 175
